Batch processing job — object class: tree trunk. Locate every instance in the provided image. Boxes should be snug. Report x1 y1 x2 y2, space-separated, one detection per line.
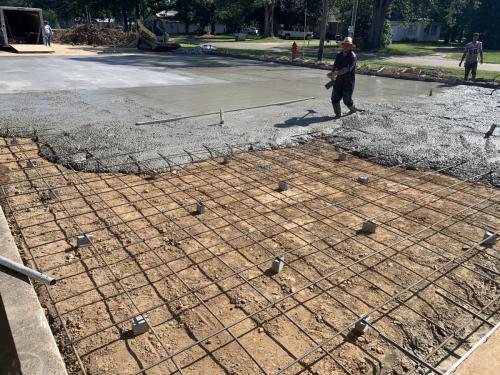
264 5 270 37
135 0 141 21
263 1 276 38
122 7 128 32
368 0 391 49
269 1 275 37
317 0 329 61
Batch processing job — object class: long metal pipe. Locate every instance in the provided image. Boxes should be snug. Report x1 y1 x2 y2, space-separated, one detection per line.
0 255 56 285
135 97 315 126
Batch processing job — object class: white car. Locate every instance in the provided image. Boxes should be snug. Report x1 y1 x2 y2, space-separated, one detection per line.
199 44 217 51
242 27 259 35
279 29 313 40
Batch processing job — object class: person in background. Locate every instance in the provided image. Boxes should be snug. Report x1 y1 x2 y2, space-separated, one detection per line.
459 33 484 81
327 37 357 119
42 21 53 47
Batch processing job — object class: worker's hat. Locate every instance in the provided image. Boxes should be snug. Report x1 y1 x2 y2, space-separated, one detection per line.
339 37 355 48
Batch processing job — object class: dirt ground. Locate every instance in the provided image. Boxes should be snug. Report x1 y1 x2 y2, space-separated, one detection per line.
0 43 137 56
0 137 498 375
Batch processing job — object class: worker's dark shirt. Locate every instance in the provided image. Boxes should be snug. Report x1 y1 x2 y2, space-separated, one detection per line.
154 25 163 37
333 51 357 91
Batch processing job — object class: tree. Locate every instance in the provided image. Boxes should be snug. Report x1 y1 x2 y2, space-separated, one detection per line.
317 0 330 60
471 0 500 48
175 0 216 34
368 0 392 48
250 0 276 37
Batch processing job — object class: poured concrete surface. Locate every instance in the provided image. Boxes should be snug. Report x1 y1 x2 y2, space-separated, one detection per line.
0 207 67 375
0 53 498 184
452 329 500 375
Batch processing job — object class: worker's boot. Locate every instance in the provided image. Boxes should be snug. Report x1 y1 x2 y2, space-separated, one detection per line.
348 105 357 114
333 103 341 119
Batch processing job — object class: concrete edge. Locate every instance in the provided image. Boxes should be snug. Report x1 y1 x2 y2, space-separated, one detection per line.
198 50 500 89
444 322 500 375
0 206 67 375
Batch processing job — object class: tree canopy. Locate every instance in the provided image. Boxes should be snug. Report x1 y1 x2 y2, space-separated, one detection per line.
1 0 498 48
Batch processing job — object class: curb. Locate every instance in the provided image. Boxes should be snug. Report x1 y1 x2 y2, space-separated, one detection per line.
201 50 500 90
0 206 67 375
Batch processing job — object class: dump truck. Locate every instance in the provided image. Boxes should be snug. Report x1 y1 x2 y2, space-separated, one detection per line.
0 6 53 53
137 18 180 52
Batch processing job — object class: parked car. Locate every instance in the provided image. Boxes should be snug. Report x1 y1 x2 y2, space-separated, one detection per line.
242 27 259 35
278 29 313 40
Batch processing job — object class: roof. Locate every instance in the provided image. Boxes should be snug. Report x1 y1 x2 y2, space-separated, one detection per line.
0 6 43 12
156 10 179 18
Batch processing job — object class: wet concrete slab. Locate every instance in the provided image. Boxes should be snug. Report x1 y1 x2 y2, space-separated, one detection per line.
0 53 498 184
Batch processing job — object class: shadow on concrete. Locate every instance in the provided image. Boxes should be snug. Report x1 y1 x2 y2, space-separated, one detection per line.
0 264 30 284
0 294 22 374
275 110 333 128
67 53 273 70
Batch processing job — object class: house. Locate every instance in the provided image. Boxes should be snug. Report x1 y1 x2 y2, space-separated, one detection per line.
155 10 226 35
391 21 441 42
161 20 226 35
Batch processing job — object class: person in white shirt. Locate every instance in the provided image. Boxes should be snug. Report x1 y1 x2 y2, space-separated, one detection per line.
42 21 53 47
459 33 484 81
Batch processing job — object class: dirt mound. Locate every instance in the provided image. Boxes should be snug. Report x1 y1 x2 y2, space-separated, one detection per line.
54 24 137 47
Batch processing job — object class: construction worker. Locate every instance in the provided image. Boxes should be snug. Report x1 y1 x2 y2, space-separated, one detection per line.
291 42 298 60
327 37 357 119
42 21 53 47
459 33 484 81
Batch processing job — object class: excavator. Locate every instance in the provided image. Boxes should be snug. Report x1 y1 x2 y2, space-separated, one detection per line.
136 18 180 51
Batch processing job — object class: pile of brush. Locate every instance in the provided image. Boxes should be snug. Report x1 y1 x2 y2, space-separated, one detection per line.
54 24 136 47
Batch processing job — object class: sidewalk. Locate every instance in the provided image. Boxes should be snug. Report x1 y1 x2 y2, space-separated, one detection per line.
384 54 500 72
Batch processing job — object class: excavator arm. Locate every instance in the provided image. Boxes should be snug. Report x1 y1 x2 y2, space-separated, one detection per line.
136 19 179 51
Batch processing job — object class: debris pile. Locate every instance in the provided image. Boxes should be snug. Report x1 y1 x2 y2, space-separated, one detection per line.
54 24 137 47
357 65 447 79
180 44 218 55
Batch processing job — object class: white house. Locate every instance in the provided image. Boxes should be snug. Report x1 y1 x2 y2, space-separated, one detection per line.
161 21 226 35
391 21 441 42
155 10 226 35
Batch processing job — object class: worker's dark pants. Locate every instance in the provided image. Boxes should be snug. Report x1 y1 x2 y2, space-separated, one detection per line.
331 87 354 116
43 36 52 47
464 62 478 81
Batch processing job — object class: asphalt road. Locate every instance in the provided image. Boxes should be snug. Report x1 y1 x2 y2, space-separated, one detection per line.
0 53 498 185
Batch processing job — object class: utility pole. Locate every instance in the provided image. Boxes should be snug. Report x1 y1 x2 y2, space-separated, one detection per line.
317 0 329 61
302 1 307 58
349 0 359 38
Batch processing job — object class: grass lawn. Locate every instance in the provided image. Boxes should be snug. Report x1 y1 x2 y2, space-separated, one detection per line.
444 50 500 64
173 34 235 40
377 42 500 64
375 42 461 56
179 43 199 48
242 37 324 45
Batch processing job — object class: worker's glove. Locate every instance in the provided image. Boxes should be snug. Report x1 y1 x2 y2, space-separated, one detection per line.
458 61 462 67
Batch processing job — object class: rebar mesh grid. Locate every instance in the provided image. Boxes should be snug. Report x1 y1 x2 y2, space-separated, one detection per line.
0 136 498 375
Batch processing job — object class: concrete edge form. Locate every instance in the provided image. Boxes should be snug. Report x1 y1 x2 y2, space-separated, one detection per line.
445 322 500 375
0 206 68 375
